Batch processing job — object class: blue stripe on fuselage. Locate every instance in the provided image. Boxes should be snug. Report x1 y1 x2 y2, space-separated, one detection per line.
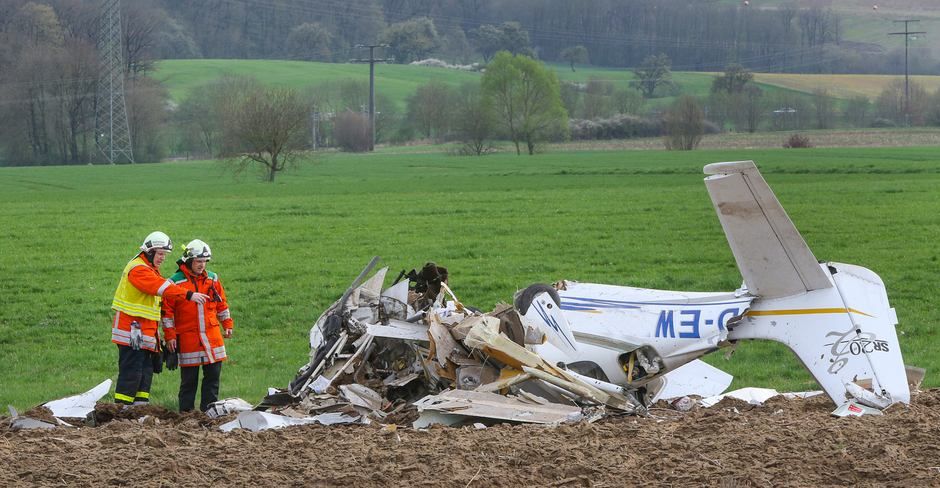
562 295 751 308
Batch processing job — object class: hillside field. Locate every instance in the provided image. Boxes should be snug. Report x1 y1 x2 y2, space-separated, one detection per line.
753 73 940 99
154 59 725 110
156 59 940 117
0 147 938 411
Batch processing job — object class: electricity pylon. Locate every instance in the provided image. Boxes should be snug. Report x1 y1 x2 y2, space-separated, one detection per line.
94 0 134 163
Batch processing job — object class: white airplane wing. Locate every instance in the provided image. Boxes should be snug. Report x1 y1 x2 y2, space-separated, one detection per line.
704 161 832 299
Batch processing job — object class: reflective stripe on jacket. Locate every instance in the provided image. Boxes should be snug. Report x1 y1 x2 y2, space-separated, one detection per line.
111 312 159 350
161 264 234 366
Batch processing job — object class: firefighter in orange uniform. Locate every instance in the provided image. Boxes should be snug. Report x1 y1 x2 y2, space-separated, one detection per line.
111 231 209 405
161 239 235 412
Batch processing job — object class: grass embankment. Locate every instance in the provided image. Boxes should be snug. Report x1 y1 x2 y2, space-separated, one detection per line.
1 147 938 410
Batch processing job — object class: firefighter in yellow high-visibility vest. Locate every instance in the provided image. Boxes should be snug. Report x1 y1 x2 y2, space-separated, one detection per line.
110 231 209 405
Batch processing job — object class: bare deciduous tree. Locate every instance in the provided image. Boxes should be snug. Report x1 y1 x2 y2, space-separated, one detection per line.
582 78 614 120
12 2 64 47
736 85 765 133
612 88 644 116
123 1 162 78
219 80 311 182
449 82 495 155
844 95 872 128
406 80 453 139
334 111 372 152
126 77 170 162
812 88 836 130
50 41 98 163
664 95 704 151
875 79 929 126
174 79 229 158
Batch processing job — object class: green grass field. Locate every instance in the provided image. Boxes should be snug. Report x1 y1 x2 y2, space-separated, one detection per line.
1 147 938 410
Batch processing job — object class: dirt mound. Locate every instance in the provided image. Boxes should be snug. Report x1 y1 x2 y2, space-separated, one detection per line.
87 403 228 428
2 390 939 487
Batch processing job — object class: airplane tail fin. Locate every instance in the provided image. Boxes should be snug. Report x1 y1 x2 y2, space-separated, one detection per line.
704 161 832 299
705 162 910 407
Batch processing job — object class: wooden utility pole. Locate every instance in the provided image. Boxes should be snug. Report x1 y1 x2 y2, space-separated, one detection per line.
352 44 390 151
889 20 926 125
311 111 318 151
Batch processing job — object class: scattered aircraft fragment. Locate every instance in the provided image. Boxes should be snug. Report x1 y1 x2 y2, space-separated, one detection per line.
698 387 822 408
43 379 112 419
8 406 56 430
7 380 112 430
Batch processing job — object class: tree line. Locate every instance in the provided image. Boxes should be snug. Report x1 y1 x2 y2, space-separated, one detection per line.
3 0 940 168
153 0 938 75
0 0 169 165
7 0 936 72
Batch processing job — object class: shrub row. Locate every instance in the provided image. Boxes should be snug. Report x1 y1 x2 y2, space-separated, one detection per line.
569 114 720 140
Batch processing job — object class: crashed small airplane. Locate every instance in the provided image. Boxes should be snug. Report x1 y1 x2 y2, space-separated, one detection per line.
518 160 909 409
284 161 908 426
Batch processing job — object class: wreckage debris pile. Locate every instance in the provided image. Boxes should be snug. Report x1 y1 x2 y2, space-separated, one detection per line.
250 263 641 430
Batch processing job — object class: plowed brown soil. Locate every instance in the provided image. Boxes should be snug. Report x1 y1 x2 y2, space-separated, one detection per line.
2 390 939 487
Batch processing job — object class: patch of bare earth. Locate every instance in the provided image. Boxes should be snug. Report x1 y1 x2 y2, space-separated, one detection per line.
1 389 939 487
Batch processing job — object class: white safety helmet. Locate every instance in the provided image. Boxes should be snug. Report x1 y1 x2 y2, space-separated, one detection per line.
182 239 212 262
140 231 173 253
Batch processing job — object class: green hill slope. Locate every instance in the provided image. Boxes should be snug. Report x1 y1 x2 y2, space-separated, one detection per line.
155 59 797 111
154 59 481 109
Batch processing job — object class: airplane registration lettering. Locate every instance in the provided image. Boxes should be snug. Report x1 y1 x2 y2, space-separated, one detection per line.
717 308 740 331
679 310 701 338
656 309 732 338
655 310 675 338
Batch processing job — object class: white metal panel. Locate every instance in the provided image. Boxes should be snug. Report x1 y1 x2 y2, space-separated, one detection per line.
649 360 733 402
